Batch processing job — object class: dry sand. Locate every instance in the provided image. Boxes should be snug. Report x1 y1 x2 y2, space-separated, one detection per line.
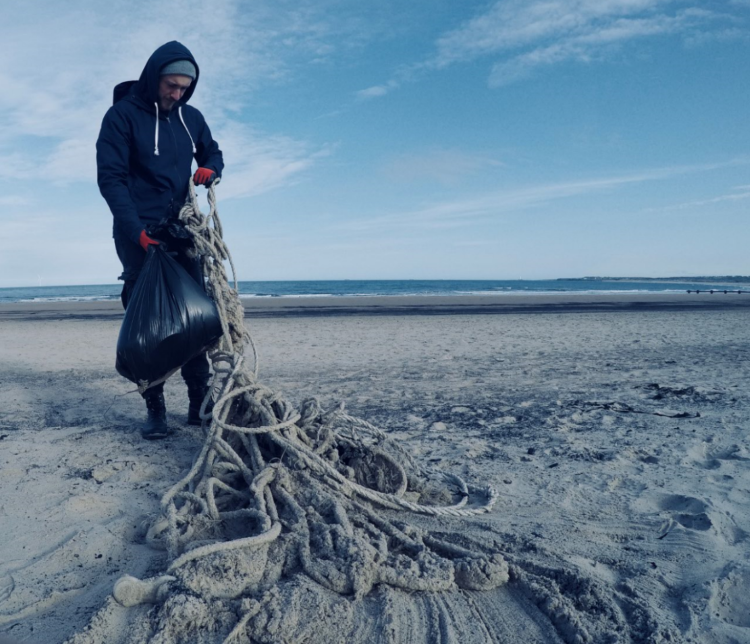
1 294 750 643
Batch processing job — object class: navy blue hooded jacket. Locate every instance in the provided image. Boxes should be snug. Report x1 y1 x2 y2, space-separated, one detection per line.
96 41 223 244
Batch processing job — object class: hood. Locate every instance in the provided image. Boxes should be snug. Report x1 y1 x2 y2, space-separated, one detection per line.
127 41 200 108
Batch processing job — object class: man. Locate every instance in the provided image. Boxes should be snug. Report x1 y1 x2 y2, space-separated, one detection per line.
96 41 224 440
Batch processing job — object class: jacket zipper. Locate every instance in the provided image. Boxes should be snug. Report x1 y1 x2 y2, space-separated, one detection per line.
166 116 180 215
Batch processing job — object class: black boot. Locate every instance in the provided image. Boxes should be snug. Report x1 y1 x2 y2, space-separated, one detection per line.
186 379 214 426
142 389 170 440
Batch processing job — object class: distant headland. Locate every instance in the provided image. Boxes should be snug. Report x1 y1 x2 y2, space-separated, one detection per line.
563 276 750 285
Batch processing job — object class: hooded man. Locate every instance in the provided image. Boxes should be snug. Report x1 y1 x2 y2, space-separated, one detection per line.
97 41 224 440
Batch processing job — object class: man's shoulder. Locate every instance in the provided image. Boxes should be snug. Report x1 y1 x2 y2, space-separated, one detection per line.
180 103 207 123
102 97 137 124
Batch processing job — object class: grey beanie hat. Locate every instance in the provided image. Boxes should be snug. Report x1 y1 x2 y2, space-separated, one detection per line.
160 59 196 79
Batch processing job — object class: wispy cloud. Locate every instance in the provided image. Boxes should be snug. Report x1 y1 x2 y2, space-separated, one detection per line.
0 0 362 191
0 196 31 207
356 82 397 101
337 158 750 233
213 123 334 199
382 148 504 185
482 8 727 86
358 1 745 96
648 184 750 211
433 1 683 66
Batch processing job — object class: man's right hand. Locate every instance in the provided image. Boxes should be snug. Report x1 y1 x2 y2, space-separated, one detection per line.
139 230 160 251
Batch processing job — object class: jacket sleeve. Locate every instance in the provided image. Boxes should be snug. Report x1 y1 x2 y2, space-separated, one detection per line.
194 113 224 178
96 107 144 244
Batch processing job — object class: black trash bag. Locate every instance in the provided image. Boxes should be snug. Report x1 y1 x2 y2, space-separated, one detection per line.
146 217 195 255
116 245 223 389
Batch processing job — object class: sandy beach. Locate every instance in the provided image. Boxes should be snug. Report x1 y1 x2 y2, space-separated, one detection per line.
2 293 750 643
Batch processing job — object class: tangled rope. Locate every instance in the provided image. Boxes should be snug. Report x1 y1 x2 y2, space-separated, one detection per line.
112 179 506 642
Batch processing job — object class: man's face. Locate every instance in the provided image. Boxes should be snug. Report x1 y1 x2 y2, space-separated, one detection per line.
158 74 192 112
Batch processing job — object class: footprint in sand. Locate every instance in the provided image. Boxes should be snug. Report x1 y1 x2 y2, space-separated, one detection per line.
672 512 713 531
658 494 713 532
658 494 708 515
655 493 747 546
709 567 750 628
686 441 749 470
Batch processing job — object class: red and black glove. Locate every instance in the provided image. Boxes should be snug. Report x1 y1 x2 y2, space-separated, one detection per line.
139 230 160 252
193 167 216 186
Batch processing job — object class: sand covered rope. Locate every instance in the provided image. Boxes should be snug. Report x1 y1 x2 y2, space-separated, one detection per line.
110 180 507 642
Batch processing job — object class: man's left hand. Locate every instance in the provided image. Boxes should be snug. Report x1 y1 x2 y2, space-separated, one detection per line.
193 168 216 186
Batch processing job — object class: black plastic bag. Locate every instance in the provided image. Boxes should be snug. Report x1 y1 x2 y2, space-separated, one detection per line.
146 217 195 255
116 245 223 389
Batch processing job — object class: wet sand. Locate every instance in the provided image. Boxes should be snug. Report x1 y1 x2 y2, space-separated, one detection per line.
1 291 749 320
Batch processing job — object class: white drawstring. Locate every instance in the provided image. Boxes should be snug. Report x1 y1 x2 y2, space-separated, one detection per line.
153 102 160 156
154 103 196 156
178 107 197 154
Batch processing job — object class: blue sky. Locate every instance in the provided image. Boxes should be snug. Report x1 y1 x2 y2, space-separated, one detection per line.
1 0 749 286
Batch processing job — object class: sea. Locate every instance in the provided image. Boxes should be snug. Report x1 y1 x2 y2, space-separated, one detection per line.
1 279 747 304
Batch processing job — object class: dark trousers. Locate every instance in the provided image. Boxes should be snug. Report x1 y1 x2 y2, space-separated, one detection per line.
114 236 211 397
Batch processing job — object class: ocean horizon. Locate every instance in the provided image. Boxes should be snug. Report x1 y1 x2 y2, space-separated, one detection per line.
1 278 749 304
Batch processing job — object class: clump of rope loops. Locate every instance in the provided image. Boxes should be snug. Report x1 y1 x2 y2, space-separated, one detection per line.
114 179 507 640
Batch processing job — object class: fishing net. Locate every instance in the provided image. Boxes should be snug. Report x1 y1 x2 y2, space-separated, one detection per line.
104 181 507 643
